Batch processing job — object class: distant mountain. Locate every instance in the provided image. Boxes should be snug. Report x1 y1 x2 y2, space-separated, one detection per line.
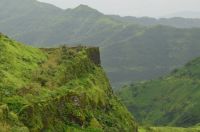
110 15 200 28
117 56 200 127
164 11 200 19
1 0 200 88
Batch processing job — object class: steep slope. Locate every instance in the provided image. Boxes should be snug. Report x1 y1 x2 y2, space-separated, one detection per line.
117 56 200 127
2 0 200 88
0 34 137 131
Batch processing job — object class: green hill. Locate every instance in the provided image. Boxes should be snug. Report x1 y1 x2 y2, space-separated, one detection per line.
0 33 137 131
2 0 200 88
117 56 200 127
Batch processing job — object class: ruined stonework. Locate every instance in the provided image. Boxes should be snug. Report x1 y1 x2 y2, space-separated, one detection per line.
86 47 101 66
67 46 101 66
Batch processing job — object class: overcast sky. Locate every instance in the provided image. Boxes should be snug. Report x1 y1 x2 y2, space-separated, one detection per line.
38 0 200 18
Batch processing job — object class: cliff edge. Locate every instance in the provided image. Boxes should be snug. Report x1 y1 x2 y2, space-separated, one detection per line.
0 34 137 131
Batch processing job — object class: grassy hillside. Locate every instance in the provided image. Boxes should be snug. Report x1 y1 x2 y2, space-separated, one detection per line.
117 56 200 127
2 0 200 88
0 34 137 131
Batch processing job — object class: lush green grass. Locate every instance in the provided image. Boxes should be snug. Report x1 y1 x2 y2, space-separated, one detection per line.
0 34 137 131
117 56 200 127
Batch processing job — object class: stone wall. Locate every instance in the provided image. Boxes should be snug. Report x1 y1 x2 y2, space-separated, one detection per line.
86 47 101 66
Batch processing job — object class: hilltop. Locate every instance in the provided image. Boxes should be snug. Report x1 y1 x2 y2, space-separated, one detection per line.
0 33 137 131
117 55 200 127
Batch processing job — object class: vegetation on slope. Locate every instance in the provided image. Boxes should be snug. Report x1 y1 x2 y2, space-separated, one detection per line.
117 56 200 127
0 34 137 131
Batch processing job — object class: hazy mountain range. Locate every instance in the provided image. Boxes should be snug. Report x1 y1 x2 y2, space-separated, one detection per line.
164 11 200 18
110 15 200 28
1 0 200 88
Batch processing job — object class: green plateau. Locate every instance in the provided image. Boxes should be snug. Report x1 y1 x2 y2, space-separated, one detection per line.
0 33 137 131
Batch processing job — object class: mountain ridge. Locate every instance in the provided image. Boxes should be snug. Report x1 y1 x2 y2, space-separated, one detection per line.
164 11 200 18
110 15 200 28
